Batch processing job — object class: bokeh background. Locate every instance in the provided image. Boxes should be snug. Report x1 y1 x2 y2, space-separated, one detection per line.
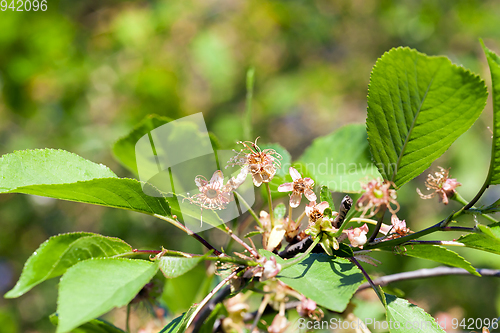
1 0 500 332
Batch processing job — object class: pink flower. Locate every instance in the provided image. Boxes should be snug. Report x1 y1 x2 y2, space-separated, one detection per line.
297 297 323 320
356 179 399 217
187 170 233 210
380 215 410 239
417 167 461 205
346 224 369 248
261 256 282 281
227 139 281 187
305 201 330 223
268 313 288 333
278 167 317 208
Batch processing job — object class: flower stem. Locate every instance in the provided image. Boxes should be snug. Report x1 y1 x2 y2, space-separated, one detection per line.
265 183 275 227
234 191 262 228
280 236 320 270
126 303 131 333
226 226 259 258
350 257 384 304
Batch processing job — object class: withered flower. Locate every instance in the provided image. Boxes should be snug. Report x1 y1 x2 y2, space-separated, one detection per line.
417 167 461 205
357 179 399 217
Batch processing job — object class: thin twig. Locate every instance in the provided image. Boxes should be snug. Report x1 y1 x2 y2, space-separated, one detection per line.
350 257 384 304
357 266 500 292
265 183 275 227
333 195 353 228
368 205 387 243
234 191 262 228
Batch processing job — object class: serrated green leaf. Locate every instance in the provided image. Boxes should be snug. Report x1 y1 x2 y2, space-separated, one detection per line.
367 47 487 188
391 244 479 276
158 255 204 279
260 250 363 312
0 149 116 192
298 124 380 192
384 294 446 332
320 186 335 211
113 115 172 174
50 314 126 333
5 233 132 299
458 223 500 255
481 42 500 185
57 258 159 333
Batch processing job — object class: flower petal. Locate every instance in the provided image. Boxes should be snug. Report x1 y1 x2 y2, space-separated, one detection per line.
290 192 302 208
210 170 224 189
316 201 329 213
289 167 301 181
278 183 294 192
252 173 263 187
195 176 208 188
304 189 317 202
303 177 314 186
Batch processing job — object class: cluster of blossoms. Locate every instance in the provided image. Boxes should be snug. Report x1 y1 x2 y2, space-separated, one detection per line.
184 138 463 333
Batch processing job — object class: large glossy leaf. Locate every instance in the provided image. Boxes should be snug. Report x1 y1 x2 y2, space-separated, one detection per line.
392 244 479 276
457 223 500 255
57 258 159 333
113 114 172 174
298 124 380 192
367 47 487 187
481 42 500 185
5 233 132 298
0 149 116 192
384 294 446 332
260 250 364 312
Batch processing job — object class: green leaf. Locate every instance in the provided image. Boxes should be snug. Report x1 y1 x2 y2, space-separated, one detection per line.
384 294 446 332
3 177 171 217
5 233 132 299
481 42 500 185
57 258 159 333
0 149 116 192
298 124 380 192
244 231 263 238
158 255 205 279
50 314 126 333
391 244 479 276
113 114 172 174
260 250 363 312
159 306 198 333
320 185 335 211
367 47 487 188
457 223 500 255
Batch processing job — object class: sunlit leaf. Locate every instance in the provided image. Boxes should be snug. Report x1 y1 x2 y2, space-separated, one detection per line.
367 47 487 187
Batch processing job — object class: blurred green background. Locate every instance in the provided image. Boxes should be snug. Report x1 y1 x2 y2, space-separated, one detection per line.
1 0 500 332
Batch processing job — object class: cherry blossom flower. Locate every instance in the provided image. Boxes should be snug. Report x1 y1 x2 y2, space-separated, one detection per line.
346 223 369 249
268 313 288 333
187 170 233 210
297 297 324 321
305 201 330 223
380 214 410 239
261 256 282 281
227 138 281 187
356 179 399 217
278 167 317 208
417 167 461 205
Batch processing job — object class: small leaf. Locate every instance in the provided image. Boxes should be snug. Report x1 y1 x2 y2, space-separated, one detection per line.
57 258 159 333
244 231 263 238
367 47 487 187
384 294 446 332
320 186 335 211
260 250 363 312
158 255 205 279
273 203 287 220
159 305 198 333
113 115 172 174
5 233 132 298
50 314 126 333
458 223 500 255
391 244 479 276
298 124 380 192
